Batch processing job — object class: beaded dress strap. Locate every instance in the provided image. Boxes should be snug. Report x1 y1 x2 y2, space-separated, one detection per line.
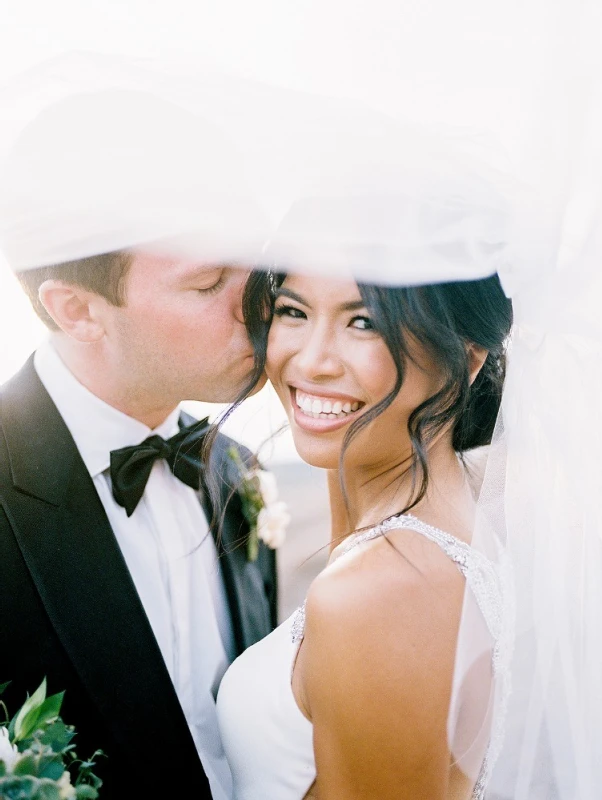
291 513 502 644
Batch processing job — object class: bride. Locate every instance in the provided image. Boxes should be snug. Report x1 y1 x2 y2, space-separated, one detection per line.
217 270 512 799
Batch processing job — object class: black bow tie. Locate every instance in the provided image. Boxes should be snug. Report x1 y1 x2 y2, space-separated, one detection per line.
110 417 210 517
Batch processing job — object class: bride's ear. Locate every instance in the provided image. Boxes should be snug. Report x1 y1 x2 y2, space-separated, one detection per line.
38 280 106 342
467 343 488 386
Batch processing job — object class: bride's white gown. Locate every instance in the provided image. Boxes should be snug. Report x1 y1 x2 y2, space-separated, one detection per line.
216 513 506 800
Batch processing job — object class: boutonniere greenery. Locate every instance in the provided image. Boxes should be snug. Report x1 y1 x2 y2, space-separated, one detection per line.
0 679 103 799
227 446 291 562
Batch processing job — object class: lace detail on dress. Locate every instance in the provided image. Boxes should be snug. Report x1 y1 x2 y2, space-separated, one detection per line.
290 512 511 800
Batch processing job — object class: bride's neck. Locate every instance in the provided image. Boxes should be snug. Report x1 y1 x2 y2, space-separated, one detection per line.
328 437 472 546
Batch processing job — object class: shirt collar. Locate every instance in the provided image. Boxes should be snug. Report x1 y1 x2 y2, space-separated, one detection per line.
34 339 182 478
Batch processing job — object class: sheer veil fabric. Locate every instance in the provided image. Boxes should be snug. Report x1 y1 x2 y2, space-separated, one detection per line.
1 2 602 795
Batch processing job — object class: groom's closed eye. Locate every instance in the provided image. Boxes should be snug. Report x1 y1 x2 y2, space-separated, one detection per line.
197 271 227 295
178 266 227 293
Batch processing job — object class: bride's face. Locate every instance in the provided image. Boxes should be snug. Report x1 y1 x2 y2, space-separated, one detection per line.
266 274 442 471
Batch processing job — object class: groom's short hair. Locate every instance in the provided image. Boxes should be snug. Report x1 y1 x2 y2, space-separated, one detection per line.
16 250 133 331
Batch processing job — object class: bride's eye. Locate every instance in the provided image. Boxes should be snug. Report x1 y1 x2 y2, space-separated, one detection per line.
273 304 307 320
350 315 374 331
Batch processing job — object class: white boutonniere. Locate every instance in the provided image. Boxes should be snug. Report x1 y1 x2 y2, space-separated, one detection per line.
228 447 291 561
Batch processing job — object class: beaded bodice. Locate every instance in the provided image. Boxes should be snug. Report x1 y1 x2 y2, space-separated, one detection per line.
290 513 510 800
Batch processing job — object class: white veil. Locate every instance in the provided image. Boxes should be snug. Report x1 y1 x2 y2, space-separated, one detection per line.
1 4 601 794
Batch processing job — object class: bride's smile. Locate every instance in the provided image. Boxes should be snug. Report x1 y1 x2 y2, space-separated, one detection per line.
289 386 365 432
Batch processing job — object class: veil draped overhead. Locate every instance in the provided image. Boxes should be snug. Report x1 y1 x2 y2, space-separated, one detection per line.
1 1 601 796
0 52 514 286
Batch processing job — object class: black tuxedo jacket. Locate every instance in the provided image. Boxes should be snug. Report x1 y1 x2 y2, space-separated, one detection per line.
0 357 277 799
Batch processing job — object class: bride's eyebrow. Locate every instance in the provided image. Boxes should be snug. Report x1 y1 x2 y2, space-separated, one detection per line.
339 300 367 312
275 287 366 313
275 287 308 305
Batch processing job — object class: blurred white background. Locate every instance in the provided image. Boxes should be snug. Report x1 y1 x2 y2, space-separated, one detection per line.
0 0 558 160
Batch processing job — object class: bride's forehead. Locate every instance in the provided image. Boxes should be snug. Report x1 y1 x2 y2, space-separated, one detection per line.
281 273 361 303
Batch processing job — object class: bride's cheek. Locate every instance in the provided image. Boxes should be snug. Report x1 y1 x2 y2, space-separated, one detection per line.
265 351 285 391
266 329 295 378
265 334 280 375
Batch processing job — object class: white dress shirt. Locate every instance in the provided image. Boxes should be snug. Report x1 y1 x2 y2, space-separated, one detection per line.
35 340 235 800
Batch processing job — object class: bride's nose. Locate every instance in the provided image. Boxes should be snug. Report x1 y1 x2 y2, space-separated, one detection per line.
295 323 344 380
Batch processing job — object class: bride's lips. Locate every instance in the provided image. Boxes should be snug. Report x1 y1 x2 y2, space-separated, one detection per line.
289 385 366 434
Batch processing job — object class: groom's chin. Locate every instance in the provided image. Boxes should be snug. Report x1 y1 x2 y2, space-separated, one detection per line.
244 370 268 397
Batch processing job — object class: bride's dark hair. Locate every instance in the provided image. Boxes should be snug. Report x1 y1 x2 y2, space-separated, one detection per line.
242 270 512 514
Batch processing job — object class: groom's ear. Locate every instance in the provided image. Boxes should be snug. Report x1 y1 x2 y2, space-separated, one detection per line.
38 280 106 342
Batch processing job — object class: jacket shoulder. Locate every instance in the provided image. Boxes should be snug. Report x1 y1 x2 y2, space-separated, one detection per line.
180 410 256 486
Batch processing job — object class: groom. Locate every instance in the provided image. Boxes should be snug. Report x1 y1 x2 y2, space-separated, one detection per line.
0 248 277 799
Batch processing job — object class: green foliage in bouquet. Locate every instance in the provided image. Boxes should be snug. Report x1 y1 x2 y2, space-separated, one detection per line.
0 680 103 800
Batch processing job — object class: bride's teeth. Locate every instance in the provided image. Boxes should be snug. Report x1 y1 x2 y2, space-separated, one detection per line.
295 390 362 418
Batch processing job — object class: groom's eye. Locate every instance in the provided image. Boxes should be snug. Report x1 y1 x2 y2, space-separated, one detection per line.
196 269 227 294
274 304 306 320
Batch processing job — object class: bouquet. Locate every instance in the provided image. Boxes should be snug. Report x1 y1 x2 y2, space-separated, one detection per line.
0 680 102 800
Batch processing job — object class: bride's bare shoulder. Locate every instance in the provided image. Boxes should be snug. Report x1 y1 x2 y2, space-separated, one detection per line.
297 528 464 795
302 525 465 686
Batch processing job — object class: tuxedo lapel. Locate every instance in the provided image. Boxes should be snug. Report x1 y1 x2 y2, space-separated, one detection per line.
1 360 209 792
179 411 274 655
216 506 275 656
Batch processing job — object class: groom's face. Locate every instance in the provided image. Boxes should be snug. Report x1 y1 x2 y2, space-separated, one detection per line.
100 250 257 407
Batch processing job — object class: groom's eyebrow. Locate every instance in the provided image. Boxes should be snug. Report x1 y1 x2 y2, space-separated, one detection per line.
175 264 225 284
179 264 223 277
276 287 366 312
